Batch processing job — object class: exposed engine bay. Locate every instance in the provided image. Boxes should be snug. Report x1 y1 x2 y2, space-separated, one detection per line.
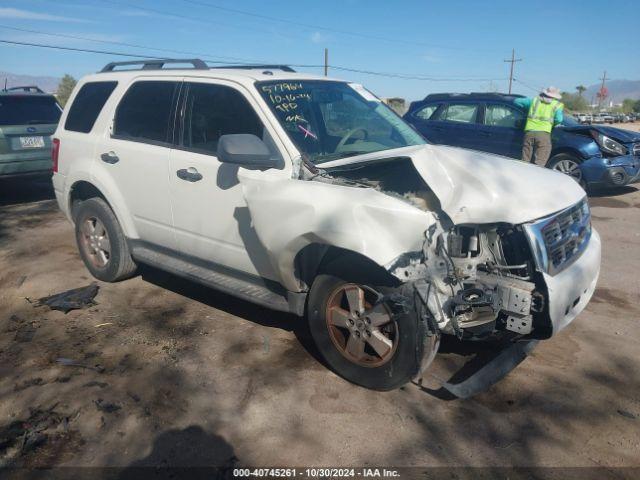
308 157 546 339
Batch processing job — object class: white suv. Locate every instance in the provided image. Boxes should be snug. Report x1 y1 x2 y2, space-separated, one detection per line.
52 59 601 394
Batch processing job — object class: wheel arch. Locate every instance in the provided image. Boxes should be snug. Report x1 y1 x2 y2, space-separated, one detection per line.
293 243 401 293
67 178 137 238
548 147 586 166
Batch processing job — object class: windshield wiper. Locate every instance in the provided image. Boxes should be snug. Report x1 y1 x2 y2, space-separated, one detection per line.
314 151 371 164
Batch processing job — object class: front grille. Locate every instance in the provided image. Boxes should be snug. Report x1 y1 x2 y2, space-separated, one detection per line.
524 199 592 275
633 143 640 156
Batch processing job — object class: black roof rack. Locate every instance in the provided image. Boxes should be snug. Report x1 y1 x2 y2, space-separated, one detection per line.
3 85 45 93
99 58 297 74
100 58 208 72
423 92 525 101
211 64 296 72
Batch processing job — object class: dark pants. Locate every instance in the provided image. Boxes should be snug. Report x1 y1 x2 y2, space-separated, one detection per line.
522 131 552 166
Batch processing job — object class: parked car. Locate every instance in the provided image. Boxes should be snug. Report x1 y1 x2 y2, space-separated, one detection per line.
574 113 592 124
592 112 615 124
0 86 62 179
52 60 601 394
404 93 640 189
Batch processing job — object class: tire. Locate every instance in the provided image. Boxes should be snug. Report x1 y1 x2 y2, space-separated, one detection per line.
547 153 587 190
74 197 137 282
307 264 431 391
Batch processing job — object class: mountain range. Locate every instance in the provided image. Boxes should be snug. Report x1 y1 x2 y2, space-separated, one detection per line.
2 70 640 104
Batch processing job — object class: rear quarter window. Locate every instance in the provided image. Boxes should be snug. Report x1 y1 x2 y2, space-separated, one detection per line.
65 81 118 133
113 81 178 144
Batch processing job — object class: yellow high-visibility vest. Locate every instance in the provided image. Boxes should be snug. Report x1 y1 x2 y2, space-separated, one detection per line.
525 97 563 133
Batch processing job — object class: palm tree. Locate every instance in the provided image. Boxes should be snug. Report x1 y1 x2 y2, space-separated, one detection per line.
576 85 587 98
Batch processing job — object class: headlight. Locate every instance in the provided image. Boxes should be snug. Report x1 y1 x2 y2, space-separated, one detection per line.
592 132 627 156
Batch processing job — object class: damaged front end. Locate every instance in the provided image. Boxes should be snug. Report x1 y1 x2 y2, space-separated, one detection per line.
317 157 550 342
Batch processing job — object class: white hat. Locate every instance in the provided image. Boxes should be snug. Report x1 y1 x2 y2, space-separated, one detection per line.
541 87 562 100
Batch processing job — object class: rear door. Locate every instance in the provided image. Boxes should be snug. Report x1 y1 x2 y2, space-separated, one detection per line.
0 95 61 175
405 102 443 142
428 102 483 150
94 78 179 249
478 102 526 158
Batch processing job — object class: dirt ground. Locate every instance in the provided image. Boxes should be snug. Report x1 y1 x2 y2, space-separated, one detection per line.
0 168 639 474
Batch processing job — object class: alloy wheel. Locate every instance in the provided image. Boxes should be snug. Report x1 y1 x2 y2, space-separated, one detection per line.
325 283 398 367
79 217 111 268
553 159 583 183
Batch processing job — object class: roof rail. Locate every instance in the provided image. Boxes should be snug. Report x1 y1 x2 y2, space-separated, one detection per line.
211 64 296 72
100 58 208 73
4 85 45 93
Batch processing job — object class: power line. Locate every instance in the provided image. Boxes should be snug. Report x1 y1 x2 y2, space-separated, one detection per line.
513 78 541 94
0 38 506 83
177 0 487 51
0 24 262 63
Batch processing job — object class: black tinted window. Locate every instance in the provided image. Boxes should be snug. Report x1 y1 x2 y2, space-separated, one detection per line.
65 81 117 133
114 81 178 143
183 82 263 154
0 95 61 126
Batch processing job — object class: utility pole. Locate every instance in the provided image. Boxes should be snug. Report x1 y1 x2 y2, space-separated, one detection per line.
597 70 609 109
504 49 522 94
324 48 328 77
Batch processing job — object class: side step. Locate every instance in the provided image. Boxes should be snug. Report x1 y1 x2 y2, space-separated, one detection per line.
131 244 297 314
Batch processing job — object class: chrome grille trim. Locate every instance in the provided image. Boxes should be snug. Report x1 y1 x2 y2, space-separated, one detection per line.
633 143 640 156
523 198 592 276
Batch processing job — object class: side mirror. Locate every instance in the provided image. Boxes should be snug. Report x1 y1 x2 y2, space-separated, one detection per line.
217 134 280 169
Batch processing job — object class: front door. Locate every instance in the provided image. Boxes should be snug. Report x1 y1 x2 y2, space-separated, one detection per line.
95 78 180 249
480 102 526 158
168 79 285 280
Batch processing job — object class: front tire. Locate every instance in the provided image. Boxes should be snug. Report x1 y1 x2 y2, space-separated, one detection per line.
547 153 587 190
74 197 137 282
307 271 431 391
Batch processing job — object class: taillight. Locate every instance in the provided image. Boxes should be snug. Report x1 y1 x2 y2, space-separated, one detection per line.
52 138 60 173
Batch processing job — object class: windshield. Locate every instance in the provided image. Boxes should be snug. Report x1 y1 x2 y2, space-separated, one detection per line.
0 95 62 126
257 80 425 164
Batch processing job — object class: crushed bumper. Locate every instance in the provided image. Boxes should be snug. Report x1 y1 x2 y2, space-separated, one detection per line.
542 229 601 334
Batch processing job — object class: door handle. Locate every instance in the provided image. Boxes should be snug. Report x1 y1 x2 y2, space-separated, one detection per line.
176 167 203 182
100 151 119 164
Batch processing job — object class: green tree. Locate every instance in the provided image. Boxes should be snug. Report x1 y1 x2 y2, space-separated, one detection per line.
621 98 637 113
56 74 77 107
561 91 588 112
576 85 587 97
634 99 640 113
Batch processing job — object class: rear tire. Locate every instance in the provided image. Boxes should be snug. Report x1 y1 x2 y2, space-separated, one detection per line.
307 263 432 391
74 197 137 282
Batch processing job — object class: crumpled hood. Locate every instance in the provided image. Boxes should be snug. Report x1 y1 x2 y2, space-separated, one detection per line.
320 144 585 225
591 125 640 144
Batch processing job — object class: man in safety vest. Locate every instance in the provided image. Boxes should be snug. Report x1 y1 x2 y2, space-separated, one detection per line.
513 87 564 166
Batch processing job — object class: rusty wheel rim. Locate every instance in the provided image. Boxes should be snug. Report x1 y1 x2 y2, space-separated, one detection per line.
79 216 111 268
325 283 398 368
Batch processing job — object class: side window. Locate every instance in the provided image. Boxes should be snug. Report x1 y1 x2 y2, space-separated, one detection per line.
434 103 479 123
414 104 438 121
65 81 117 133
485 104 525 128
113 81 178 144
182 83 265 155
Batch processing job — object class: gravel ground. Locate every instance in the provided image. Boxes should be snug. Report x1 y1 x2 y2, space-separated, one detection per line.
0 172 639 475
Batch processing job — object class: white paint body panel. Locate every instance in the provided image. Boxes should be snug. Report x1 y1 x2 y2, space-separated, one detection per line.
320 144 586 224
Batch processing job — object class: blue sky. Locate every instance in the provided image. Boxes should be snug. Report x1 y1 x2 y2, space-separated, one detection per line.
0 0 639 100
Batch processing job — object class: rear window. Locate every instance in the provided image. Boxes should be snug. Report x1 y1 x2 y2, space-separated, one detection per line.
65 81 118 133
113 81 178 144
0 95 61 126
